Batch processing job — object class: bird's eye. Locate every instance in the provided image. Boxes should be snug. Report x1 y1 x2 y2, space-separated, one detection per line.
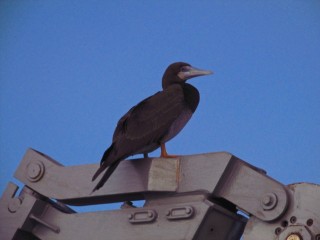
180 66 190 72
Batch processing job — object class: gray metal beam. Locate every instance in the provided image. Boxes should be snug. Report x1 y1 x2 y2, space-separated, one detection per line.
13 149 288 221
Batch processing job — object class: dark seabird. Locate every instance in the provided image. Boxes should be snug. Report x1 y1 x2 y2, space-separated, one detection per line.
92 62 212 191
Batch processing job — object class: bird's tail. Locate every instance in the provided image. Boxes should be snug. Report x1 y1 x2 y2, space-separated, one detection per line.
91 143 120 192
91 160 120 192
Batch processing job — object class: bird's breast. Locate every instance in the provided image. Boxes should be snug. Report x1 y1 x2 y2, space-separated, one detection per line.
161 107 193 143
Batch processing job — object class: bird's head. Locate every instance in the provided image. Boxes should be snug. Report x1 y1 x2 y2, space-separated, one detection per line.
162 62 213 89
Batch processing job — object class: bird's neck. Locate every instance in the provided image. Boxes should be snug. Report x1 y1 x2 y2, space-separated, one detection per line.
182 83 200 113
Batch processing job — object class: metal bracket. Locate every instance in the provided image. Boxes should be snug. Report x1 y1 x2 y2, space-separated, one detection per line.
214 158 289 221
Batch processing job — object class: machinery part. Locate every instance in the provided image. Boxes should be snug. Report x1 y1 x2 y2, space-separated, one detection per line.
214 158 289 222
26 161 45 182
0 148 318 240
260 192 278 210
14 149 288 223
0 185 246 240
243 183 320 240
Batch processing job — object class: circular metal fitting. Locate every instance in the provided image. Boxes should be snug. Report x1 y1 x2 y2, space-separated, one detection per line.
280 226 311 240
290 216 297 224
286 233 302 240
306 219 313 226
261 192 278 210
243 183 320 240
26 161 45 182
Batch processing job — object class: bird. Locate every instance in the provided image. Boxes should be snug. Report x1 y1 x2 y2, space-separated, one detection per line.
92 62 212 192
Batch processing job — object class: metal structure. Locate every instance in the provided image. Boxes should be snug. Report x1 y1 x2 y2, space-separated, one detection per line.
0 148 319 240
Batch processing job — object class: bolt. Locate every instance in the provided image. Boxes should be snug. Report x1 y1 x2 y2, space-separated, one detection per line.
28 163 41 178
290 216 297 224
286 233 301 240
306 219 313 226
8 198 22 213
128 213 133 220
275 227 282 235
26 162 45 182
281 220 288 228
315 234 320 240
261 193 278 210
166 210 171 216
262 195 273 205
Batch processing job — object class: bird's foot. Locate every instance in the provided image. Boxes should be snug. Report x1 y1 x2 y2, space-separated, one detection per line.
160 152 179 158
160 143 179 158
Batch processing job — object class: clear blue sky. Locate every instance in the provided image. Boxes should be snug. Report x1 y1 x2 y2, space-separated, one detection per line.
1 1 319 211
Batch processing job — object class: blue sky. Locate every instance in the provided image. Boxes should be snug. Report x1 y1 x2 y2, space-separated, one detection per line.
1 1 319 211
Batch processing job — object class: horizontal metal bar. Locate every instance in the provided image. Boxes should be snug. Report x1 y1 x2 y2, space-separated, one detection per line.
13 148 289 222
14 149 233 205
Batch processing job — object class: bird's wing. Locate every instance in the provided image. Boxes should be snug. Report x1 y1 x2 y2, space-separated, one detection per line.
92 85 185 191
113 85 185 141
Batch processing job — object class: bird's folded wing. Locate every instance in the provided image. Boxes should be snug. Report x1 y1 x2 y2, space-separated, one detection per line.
113 85 185 141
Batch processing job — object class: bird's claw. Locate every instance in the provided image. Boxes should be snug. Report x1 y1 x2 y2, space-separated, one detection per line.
160 153 179 158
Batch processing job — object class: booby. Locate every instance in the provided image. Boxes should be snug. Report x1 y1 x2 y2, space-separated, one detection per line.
92 62 212 191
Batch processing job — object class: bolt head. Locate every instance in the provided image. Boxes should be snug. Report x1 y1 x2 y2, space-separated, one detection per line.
28 163 41 178
262 195 273 205
261 193 278 210
26 161 45 182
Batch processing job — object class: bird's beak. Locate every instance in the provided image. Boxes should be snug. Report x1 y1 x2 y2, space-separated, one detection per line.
178 66 213 80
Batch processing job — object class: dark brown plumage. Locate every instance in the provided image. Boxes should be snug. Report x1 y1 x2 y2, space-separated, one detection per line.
92 62 212 191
